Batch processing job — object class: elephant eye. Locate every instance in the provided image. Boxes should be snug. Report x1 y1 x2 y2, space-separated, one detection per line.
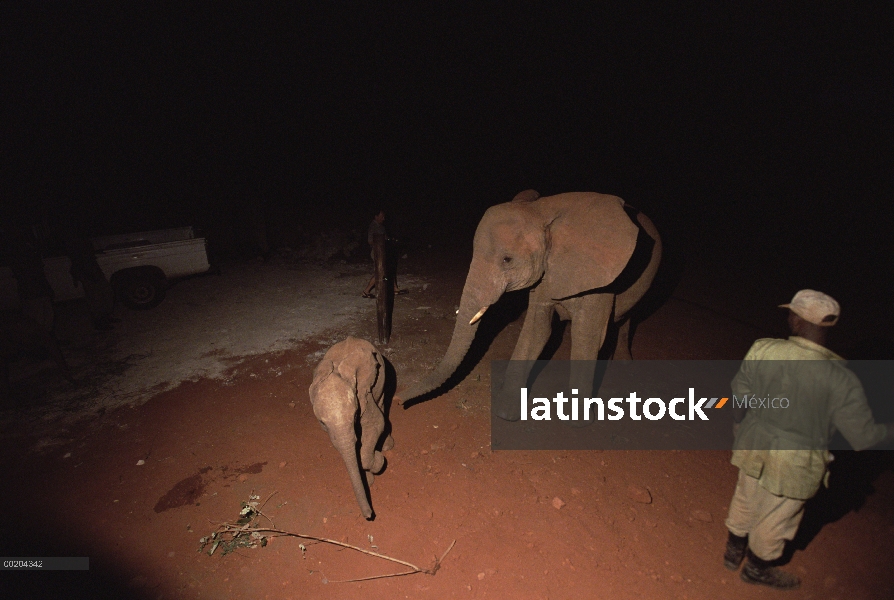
502 256 512 264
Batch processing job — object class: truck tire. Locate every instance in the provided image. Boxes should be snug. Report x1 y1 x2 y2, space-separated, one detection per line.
115 269 167 310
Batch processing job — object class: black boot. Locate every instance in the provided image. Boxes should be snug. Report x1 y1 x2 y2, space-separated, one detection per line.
740 549 800 590
723 532 748 570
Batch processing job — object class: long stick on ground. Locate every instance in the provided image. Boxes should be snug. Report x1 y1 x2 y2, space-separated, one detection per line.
216 523 455 581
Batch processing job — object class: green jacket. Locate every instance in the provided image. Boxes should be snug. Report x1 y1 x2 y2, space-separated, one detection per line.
731 336 886 500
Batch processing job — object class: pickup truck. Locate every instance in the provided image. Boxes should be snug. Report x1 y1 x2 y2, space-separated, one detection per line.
0 226 211 311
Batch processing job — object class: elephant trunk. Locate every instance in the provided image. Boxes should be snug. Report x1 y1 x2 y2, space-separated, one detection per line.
332 431 374 519
401 261 501 402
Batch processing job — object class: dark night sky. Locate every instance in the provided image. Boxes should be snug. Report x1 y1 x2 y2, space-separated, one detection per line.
3 3 892 307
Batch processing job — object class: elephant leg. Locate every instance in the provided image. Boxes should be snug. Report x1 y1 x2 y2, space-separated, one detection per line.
510 292 556 361
613 317 633 360
568 293 614 361
564 294 614 425
373 391 393 451
494 292 556 421
359 398 386 474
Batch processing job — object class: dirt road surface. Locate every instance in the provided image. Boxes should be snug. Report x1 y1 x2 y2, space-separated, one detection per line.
1 245 891 600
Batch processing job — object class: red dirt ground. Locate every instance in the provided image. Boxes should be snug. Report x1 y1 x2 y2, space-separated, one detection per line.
1 247 892 600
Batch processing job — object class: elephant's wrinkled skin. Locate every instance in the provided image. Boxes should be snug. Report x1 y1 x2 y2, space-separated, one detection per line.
399 190 662 421
309 337 393 519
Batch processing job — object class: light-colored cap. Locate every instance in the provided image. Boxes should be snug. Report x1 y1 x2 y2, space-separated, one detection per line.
780 289 840 326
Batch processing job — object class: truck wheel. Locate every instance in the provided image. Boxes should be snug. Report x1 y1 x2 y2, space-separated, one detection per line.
118 272 166 310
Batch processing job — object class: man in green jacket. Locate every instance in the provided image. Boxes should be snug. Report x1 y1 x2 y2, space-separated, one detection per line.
724 289 894 590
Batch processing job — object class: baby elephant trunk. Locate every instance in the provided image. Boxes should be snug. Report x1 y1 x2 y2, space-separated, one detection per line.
333 433 374 519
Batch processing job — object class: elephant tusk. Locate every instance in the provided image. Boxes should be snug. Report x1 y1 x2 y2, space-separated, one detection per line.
469 306 489 325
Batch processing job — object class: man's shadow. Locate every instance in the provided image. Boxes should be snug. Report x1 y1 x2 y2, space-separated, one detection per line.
783 336 894 561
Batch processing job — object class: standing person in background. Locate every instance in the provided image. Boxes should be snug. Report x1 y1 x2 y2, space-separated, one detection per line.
723 289 894 590
362 209 407 298
63 231 118 331
4 226 55 333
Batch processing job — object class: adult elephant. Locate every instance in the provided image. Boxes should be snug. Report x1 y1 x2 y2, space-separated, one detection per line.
399 190 662 421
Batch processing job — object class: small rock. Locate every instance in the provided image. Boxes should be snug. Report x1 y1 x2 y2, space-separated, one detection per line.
670 574 684 583
691 509 712 523
288 402 295 408
421 449 428 455
477 572 485 580
571 487 581 495
63 452 71 459
238 474 248 482
279 461 287 468
552 497 566 509
470 451 479 458
627 485 652 504
136 459 145 466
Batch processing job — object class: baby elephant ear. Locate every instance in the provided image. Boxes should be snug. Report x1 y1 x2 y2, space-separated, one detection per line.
544 193 639 299
338 341 379 396
512 189 541 203
309 359 335 400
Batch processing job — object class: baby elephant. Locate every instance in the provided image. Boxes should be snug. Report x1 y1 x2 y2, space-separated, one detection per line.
309 337 393 520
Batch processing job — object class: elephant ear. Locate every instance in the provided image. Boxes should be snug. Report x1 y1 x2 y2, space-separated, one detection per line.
337 341 379 410
309 360 335 396
512 189 541 203
543 193 639 299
